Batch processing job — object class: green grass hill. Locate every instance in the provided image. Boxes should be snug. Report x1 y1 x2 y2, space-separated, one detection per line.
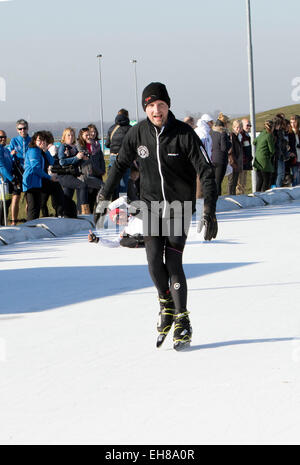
237 104 300 131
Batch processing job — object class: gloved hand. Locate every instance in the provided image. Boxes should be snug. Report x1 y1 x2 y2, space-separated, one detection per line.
93 192 109 229
198 213 218 241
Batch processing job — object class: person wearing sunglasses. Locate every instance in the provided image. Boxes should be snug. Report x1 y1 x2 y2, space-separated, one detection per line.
237 119 253 195
8 119 31 225
0 131 14 225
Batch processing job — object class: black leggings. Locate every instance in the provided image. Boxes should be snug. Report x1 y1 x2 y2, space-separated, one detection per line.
144 216 189 312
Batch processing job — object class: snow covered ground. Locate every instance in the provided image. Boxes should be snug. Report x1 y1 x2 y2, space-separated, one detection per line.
1 201 300 445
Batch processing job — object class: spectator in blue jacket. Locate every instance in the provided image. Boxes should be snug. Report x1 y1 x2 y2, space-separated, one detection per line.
23 131 58 221
9 119 31 167
0 130 13 183
9 119 31 225
0 130 14 225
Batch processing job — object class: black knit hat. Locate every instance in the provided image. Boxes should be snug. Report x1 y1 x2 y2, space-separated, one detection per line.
142 82 171 111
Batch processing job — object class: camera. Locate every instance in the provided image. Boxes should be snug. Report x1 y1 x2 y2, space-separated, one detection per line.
51 164 80 177
12 157 24 186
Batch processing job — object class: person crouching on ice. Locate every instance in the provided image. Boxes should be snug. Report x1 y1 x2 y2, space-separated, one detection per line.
94 82 218 351
88 196 144 248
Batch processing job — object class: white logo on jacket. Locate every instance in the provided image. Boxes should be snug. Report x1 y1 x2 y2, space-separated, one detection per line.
137 146 149 159
200 146 210 164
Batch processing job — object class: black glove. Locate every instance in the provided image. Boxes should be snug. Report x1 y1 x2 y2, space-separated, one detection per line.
94 192 109 229
88 230 99 243
198 213 218 241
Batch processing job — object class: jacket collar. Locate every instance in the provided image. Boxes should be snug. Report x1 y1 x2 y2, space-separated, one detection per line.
16 135 31 144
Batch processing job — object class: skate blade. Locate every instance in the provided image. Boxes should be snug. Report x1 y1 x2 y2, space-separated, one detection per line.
156 334 167 348
173 341 191 352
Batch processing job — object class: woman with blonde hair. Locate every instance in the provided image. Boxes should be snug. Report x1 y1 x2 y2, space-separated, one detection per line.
253 120 276 192
57 127 89 215
228 120 243 195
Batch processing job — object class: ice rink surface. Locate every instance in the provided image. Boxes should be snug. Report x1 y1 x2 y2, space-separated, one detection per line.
1 201 300 445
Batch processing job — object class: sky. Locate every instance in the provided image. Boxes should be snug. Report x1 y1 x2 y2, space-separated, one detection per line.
0 0 299 124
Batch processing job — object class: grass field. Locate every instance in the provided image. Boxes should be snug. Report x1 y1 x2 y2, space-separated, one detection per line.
237 103 300 131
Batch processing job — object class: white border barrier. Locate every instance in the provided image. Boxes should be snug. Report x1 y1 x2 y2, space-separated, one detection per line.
196 186 300 216
0 216 94 246
217 187 300 211
1 187 300 246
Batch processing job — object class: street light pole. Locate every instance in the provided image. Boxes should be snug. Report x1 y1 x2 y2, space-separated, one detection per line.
97 54 105 152
0 1 12 226
246 0 257 192
130 59 139 123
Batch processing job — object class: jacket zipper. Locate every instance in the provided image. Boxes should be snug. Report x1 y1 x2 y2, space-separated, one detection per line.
155 126 167 217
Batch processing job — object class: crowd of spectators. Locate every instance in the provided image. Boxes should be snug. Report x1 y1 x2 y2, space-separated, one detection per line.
0 119 108 225
0 110 141 226
189 112 300 197
1 110 300 226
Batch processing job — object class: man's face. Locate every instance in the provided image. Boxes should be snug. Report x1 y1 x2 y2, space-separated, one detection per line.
17 124 29 138
243 120 251 133
145 100 169 128
0 131 7 146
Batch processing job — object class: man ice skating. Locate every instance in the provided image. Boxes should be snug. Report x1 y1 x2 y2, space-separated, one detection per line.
95 82 218 350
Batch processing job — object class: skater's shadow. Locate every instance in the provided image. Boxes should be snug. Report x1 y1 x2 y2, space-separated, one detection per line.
181 337 299 352
187 240 242 246
0 261 254 315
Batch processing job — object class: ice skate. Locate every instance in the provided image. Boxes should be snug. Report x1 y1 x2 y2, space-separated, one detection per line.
173 311 192 351
156 293 175 348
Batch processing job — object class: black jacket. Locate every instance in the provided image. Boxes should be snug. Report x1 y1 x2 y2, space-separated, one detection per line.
274 129 288 162
231 133 244 172
106 114 132 154
102 112 217 215
211 127 231 165
240 130 253 170
288 130 300 154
